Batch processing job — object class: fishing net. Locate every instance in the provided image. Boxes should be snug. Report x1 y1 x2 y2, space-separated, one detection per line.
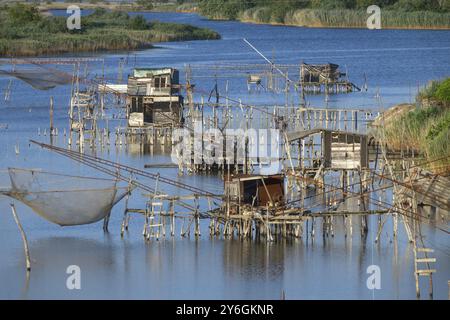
0 169 10 194
7 168 130 226
0 67 72 90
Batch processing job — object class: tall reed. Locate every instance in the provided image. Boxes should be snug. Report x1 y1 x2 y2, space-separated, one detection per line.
383 106 450 174
238 8 450 29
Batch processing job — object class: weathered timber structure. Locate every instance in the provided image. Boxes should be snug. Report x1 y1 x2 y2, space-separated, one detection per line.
126 68 183 128
299 63 360 94
287 129 369 170
224 174 285 207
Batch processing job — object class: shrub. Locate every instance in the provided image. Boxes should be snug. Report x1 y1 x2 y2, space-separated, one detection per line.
129 15 149 30
7 3 41 24
435 78 450 104
136 0 154 10
418 78 450 105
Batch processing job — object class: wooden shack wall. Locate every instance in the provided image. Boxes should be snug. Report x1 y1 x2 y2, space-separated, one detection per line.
257 176 284 205
323 130 332 168
360 135 368 168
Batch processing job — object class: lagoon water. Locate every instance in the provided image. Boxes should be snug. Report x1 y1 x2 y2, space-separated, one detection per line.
0 11 449 299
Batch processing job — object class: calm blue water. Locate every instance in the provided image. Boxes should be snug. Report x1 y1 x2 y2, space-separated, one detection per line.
0 11 449 299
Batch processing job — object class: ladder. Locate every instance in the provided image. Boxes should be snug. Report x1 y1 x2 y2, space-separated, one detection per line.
69 86 98 147
143 201 164 241
413 246 436 298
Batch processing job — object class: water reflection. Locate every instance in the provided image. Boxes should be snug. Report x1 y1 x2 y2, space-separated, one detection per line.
24 237 115 299
0 11 449 299
222 239 285 281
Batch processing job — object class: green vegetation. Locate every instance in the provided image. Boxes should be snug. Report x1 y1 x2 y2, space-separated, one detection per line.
381 78 450 174
435 78 450 104
135 0 154 11
418 78 450 106
37 0 195 13
0 4 220 56
198 0 450 29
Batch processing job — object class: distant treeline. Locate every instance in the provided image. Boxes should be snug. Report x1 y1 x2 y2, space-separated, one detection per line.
197 0 450 29
0 4 220 56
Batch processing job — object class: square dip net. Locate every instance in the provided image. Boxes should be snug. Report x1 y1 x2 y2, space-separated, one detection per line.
7 168 130 226
0 68 72 90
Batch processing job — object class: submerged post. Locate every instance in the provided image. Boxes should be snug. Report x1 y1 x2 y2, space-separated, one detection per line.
49 96 54 136
10 203 31 272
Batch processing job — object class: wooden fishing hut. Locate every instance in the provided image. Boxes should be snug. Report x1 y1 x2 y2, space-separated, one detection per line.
299 63 360 94
286 129 369 193
224 174 285 208
287 129 369 171
126 68 183 128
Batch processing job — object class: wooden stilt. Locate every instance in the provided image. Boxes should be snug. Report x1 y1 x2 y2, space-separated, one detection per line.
10 204 31 272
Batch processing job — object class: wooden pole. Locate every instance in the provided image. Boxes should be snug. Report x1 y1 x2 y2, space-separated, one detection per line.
10 204 31 272
170 200 175 237
49 96 54 136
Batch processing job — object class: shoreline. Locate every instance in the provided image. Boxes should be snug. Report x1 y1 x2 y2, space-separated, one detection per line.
237 18 450 31
0 32 220 58
201 6 450 31
37 3 450 30
37 2 193 13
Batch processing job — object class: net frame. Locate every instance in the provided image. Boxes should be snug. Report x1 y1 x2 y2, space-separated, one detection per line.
6 168 129 226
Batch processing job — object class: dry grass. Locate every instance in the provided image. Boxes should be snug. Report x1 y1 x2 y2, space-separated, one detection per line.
374 105 450 174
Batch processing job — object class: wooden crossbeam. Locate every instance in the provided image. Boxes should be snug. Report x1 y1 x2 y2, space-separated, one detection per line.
415 258 436 263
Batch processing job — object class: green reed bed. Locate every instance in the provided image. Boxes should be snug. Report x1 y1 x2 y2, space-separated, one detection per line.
382 79 450 174
198 0 450 29
238 8 450 29
0 5 220 56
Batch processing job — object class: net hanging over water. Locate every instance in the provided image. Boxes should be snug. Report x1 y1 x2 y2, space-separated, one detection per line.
0 68 72 90
6 168 130 226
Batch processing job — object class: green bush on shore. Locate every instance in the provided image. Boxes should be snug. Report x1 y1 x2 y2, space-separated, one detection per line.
435 78 450 104
418 78 450 106
381 78 450 174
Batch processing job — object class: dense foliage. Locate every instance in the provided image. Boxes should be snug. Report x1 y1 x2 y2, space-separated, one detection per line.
418 78 450 105
199 0 450 18
382 78 450 174
0 4 220 56
135 0 154 10
435 78 450 104
197 0 450 28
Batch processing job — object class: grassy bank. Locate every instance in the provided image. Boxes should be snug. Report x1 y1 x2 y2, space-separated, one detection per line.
37 2 137 12
198 0 450 30
376 78 450 174
0 4 220 57
238 8 450 29
37 1 197 13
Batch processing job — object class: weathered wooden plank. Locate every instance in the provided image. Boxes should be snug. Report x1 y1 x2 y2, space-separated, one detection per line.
417 248 435 253
417 269 436 275
415 258 436 263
